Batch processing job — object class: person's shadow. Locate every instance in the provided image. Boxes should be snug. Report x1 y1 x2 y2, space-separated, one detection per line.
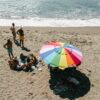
49 67 91 100
15 40 30 52
21 46 30 52
15 40 20 46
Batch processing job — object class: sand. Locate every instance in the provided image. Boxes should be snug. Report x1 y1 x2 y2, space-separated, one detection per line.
0 26 100 100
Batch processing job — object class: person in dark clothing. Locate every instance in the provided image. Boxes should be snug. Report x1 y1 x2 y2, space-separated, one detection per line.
17 27 24 47
19 53 27 64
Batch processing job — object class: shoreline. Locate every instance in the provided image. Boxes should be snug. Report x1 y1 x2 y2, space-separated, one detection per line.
0 18 100 27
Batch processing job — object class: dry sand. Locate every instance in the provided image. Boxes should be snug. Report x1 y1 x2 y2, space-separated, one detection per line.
0 26 100 100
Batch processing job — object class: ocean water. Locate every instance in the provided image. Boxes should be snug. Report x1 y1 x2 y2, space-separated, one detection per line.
0 0 100 26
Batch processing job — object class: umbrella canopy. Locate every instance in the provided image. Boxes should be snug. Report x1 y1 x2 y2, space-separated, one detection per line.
40 41 83 70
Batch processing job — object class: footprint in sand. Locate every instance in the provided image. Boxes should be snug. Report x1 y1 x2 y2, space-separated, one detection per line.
28 92 33 96
87 69 92 73
91 84 94 87
3 31 9 33
29 81 34 84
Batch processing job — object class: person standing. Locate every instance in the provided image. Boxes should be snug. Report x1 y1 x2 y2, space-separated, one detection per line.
4 39 14 59
17 27 25 47
10 23 16 42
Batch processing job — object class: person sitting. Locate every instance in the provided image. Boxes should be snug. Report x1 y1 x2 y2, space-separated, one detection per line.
19 53 27 66
24 54 38 72
29 53 38 67
8 57 23 71
23 57 33 72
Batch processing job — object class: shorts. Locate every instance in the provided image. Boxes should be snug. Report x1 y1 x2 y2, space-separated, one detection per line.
7 48 13 54
19 36 24 41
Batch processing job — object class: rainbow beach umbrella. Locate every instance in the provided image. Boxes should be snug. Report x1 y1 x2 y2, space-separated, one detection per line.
40 41 83 70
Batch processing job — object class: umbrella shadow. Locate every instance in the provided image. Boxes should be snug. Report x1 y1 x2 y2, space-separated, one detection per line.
49 67 91 100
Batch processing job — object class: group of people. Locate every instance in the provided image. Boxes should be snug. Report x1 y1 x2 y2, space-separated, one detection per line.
10 23 25 47
4 23 25 59
8 53 38 72
4 23 40 72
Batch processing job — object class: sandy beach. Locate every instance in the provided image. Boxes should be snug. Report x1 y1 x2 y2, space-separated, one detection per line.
0 26 100 100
